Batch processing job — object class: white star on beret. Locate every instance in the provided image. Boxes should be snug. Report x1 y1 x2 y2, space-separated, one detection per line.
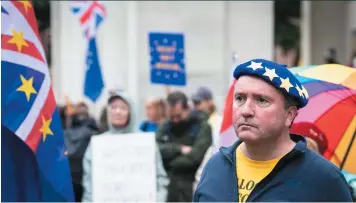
279 77 294 92
263 67 279 81
295 84 304 98
247 61 263 71
301 86 309 99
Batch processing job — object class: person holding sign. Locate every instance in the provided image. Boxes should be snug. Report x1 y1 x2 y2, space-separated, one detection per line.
193 59 353 202
82 90 169 202
156 91 212 202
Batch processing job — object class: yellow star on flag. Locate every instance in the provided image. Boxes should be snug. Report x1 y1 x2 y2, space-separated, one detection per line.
64 151 68 155
263 67 279 81
295 84 304 98
279 77 294 92
39 116 54 142
8 29 29 52
17 74 37 101
19 1 32 14
301 86 309 99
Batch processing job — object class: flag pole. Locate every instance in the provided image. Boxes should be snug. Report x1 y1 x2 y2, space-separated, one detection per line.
165 85 171 96
230 52 239 82
126 1 139 128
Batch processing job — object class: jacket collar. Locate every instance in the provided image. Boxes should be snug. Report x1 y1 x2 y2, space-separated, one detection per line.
219 133 307 165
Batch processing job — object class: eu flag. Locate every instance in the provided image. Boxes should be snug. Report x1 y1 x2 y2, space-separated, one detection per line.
84 38 104 102
149 32 186 86
1 1 74 201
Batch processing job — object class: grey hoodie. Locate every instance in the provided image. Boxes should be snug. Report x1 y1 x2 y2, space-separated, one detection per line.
81 91 169 202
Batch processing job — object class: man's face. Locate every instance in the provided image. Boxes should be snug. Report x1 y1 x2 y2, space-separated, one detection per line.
232 75 297 144
145 102 157 121
75 105 89 120
194 100 212 113
168 102 189 124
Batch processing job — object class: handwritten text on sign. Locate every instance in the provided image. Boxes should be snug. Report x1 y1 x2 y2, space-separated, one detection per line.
91 133 157 202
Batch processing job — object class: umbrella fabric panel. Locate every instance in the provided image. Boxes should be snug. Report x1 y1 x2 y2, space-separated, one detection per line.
343 72 356 90
297 64 356 89
295 89 356 123
289 65 316 74
315 96 356 160
294 75 317 84
302 81 347 98
330 115 356 174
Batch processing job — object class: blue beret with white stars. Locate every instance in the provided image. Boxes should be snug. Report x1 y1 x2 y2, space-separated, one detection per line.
233 59 309 109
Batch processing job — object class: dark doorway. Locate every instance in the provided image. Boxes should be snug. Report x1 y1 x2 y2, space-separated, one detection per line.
33 0 51 67
274 0 301 68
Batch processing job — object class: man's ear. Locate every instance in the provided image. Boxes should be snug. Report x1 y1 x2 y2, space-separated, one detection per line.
286 106 298 127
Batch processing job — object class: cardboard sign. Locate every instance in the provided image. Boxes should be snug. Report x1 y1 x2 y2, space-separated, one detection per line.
91 132 157 202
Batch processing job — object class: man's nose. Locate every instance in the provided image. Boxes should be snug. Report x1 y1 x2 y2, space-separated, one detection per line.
240 99 255 117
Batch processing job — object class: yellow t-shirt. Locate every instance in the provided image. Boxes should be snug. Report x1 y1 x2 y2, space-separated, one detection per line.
236 146 283 203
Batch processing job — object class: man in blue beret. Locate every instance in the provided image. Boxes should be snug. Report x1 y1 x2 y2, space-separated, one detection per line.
193 59 353 202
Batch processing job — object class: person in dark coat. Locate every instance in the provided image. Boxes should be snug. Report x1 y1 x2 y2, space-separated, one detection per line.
64 112 99 202
156 91 212 202
193 59 353 202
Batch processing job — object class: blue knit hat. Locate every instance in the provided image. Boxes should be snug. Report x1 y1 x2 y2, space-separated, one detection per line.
233 59 309 108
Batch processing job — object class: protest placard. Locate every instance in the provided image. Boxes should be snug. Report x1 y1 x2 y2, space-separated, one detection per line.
148 32 186 86
91 132 157 202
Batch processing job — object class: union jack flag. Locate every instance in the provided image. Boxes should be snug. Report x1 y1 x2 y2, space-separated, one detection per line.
1 1 74 201
70 0 106 39
69 0 106 102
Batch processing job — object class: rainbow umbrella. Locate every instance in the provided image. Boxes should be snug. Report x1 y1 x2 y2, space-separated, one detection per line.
289 64 356 184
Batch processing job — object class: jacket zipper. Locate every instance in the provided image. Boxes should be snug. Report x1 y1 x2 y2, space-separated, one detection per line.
222 148 239 202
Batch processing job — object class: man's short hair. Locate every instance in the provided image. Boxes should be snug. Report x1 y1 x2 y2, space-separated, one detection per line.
280 90 299 128
76 102 88 109
167 91 189 109
283 93 299 110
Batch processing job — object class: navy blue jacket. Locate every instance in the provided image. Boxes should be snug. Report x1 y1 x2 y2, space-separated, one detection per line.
193 134 353 202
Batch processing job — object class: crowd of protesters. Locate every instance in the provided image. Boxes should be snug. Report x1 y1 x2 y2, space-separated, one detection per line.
60 80 355 202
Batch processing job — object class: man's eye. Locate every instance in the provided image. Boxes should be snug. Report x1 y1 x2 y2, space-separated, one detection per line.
257 97 270 106
259 97 267 103
235 95 245 105
235 95 242 101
